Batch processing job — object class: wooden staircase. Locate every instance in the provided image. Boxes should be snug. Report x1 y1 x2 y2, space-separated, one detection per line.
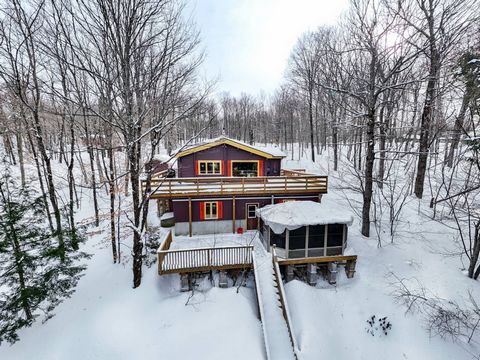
253 250 298 360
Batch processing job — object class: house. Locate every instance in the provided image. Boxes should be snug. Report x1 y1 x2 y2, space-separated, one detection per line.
144 136 328 236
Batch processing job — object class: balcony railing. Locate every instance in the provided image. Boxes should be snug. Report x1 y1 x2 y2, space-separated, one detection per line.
142 173 328 199
157 231 253 274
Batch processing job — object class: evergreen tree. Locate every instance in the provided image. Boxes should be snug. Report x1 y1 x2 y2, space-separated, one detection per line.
0 169 88 344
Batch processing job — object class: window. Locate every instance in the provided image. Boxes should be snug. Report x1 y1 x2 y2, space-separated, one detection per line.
205 202 218 219
198 161 222 175
270 230 286 248
289 227 306 250
231 161 260 177
308 225 325 248
247 204 258 218
327 224 344 247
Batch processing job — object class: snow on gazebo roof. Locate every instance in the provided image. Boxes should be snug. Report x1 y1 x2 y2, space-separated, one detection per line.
256 200 354 234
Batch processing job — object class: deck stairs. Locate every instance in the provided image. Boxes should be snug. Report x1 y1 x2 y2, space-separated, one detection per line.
253 248 298 360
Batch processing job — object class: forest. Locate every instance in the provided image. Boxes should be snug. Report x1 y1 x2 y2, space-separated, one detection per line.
0 0 479 355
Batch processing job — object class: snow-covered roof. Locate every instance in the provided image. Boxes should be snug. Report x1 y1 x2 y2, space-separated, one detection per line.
152 154 173 163
175 136 286 159
160 212 174 220
256 200 354 234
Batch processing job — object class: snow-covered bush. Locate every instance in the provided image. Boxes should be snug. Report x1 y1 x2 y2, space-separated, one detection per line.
365 315 392 337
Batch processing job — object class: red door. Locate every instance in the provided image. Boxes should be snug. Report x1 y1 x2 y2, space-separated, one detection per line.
246 203 259 230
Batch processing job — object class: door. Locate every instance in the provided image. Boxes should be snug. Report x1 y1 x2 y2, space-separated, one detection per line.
246 203 259 230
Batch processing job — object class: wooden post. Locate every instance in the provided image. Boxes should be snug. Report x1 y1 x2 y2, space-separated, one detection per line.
188 197 192 237
305 225 309 257
286 229 290 259
324 224 328 256
232 196 236 233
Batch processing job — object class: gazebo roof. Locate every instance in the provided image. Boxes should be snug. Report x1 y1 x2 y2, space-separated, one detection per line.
256 200 354 234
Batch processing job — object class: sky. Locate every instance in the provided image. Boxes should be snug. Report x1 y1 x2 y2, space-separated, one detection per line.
188 0 348 97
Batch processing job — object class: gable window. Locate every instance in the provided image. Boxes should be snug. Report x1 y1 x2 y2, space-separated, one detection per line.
198 161 222 175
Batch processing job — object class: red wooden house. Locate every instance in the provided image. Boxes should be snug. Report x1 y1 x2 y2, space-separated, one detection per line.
144 137 328 236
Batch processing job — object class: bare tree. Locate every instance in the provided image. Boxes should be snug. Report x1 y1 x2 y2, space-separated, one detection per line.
392 0 479 198
288 31 323 162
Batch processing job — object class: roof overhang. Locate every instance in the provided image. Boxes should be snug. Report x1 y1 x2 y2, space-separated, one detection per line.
175 138 285 159
256 200 354 234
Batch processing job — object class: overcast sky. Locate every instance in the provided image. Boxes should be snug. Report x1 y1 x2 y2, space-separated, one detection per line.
188 0 348 97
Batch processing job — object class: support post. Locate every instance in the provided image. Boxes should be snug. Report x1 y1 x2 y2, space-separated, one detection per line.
307 263 318 286
232 196 236 233
305 225 309 257
180 274 190 292
219 271 228 288
345 259 356 279
324 224 328 256
285 265 295 282
286 229 290 258
328 262 338 284
188 197 192 237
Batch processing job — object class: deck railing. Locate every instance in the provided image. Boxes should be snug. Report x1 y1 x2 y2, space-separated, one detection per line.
158 242 253 275
143 173 328 199
272 248 299 359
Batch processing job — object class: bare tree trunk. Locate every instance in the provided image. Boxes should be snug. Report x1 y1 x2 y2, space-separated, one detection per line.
83 110 100 227
362 110 375 237
308 89 316 162
446 91 469 167
108 146 118 263
414 64 438 198
16 129 25 188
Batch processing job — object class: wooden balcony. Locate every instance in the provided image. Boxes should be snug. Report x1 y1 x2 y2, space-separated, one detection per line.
157 231 253 274
157 231 357 280
143 173 328 199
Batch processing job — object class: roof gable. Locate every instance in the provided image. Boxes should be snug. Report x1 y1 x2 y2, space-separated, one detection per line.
175 137 286 159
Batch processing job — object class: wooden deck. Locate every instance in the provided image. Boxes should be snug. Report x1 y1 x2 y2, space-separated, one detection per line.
157 231 253 274
157 231 357 278
143 173 328 199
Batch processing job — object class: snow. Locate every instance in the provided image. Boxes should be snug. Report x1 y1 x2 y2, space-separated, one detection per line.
175 136 286 158
2 142 480 360
253 250 296 360
169 231 260 250
0 252 264 360
257 200 354 234
160 211 174 220
0 150 264 360
152 153 173 163
279 147 480 360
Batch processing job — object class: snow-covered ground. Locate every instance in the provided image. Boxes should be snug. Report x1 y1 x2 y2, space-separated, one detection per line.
282 149 480 360
0 152 264 360
1 144 479 359
253 250 296 360
0 207 264 360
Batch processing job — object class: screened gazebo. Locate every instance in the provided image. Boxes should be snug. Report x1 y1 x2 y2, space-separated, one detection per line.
257 201 354 259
